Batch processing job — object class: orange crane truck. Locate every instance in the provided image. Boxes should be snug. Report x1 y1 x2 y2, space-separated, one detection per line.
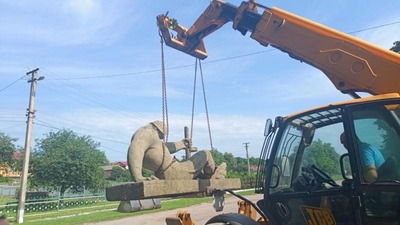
157 1 400 224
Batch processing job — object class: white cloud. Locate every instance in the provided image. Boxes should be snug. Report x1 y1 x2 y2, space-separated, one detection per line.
62 0 100 21
0 0 137 46
2 0 399 164
10 106 267 161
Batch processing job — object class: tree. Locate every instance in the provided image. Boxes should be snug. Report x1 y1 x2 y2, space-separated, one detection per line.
30 129 108 196
236 157 248 173
390 41 400 53
223 152 237 172
249 157 259 169
302 139 340 176
0 132 18 168
210 149 224 165
110 166 131 182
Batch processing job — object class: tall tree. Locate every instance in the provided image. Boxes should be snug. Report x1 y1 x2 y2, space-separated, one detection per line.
210 149 224 165
30 129 108 195
249 157 259 168
302 139 340 176
236 157 249 173
223 152 237 172
110 166 131 182
390 41 400 53
0 132 18 168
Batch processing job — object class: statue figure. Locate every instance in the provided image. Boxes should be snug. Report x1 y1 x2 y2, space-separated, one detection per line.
127 121 226 182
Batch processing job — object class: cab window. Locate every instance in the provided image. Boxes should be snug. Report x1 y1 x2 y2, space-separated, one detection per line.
269 123 302 193
351 105 400 183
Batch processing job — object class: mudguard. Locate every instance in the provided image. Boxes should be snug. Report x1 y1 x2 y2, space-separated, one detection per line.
205 213 260 225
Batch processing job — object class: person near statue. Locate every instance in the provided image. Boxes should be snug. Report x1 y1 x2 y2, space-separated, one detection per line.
127 121 226 182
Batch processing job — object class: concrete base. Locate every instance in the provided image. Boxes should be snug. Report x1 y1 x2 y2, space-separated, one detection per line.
106 179 241 201
117 199 161 212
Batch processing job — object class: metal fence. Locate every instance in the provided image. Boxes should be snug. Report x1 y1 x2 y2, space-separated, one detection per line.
240 177 257 189
0 186 18 197
0 191 119 222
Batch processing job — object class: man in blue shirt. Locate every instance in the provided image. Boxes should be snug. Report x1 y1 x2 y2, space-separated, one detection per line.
340 132 385 182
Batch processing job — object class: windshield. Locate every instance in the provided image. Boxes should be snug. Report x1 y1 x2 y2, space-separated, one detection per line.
268 111 347 194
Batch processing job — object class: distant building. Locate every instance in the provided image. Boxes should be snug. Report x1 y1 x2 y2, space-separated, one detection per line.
250 165 260 172
101 165 116 179
0 166 21 178
0 151 22 178
117 161 128 170
101 161 128 178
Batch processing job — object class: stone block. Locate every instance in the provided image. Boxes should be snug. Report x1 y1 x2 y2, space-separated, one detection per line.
106 179 242 201
141 198 161 210
117 200 140 212
117 199 162 212
106 180 199 201
198 178 241 191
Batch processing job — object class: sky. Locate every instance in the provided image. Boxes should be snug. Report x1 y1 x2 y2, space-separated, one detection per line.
1 0 399 162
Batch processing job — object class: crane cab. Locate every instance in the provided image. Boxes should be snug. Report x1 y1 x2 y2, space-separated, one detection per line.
257 93 400 225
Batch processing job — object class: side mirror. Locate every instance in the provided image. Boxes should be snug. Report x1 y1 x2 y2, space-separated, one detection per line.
264 118 273 136
302 123 315 147
270 164 281 188
340 153 352 180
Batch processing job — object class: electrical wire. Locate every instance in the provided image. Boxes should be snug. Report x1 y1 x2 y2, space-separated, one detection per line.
2 18 399 161
40 68 152 123
348 21 400 34
0 75 28 93
34 120 127 146
39 20 400 81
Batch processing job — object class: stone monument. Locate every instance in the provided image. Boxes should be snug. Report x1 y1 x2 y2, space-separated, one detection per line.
106 121 240 202
127 120 226 182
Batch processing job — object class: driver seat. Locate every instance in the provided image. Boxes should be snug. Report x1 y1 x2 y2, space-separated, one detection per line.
377 157 399 180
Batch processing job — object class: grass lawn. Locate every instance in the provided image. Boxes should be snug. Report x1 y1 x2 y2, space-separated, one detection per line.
20 190 256 225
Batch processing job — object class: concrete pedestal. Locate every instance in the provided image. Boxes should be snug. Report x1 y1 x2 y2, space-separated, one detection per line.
106 179 241 201
117 199 161 212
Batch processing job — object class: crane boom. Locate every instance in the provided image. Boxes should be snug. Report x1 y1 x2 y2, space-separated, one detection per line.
156 0 400 97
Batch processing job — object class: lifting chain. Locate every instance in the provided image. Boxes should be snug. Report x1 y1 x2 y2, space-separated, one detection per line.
191 58 214 150
156 30 169 175
159 30 214 151
159 30 169 142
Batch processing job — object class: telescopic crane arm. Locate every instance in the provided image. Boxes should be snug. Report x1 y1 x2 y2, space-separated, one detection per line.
157 0 400 97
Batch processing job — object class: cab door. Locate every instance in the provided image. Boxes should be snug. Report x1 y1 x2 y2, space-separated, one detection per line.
262 107 360 225
343 99 400 224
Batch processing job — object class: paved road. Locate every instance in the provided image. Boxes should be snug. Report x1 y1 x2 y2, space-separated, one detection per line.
90 194 262 225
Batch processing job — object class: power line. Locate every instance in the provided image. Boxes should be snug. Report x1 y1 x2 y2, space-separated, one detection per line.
0 116 25 121
0 123 26 131
99 145 126 156
35 119 127 145
40 67 153 123
34 120 128 157
2 18 398 164
348 21 400 34
0 74 28 93
39 20 400 81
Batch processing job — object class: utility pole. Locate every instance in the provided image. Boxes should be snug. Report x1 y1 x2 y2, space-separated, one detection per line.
17 68 43 224
243 142 250 175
